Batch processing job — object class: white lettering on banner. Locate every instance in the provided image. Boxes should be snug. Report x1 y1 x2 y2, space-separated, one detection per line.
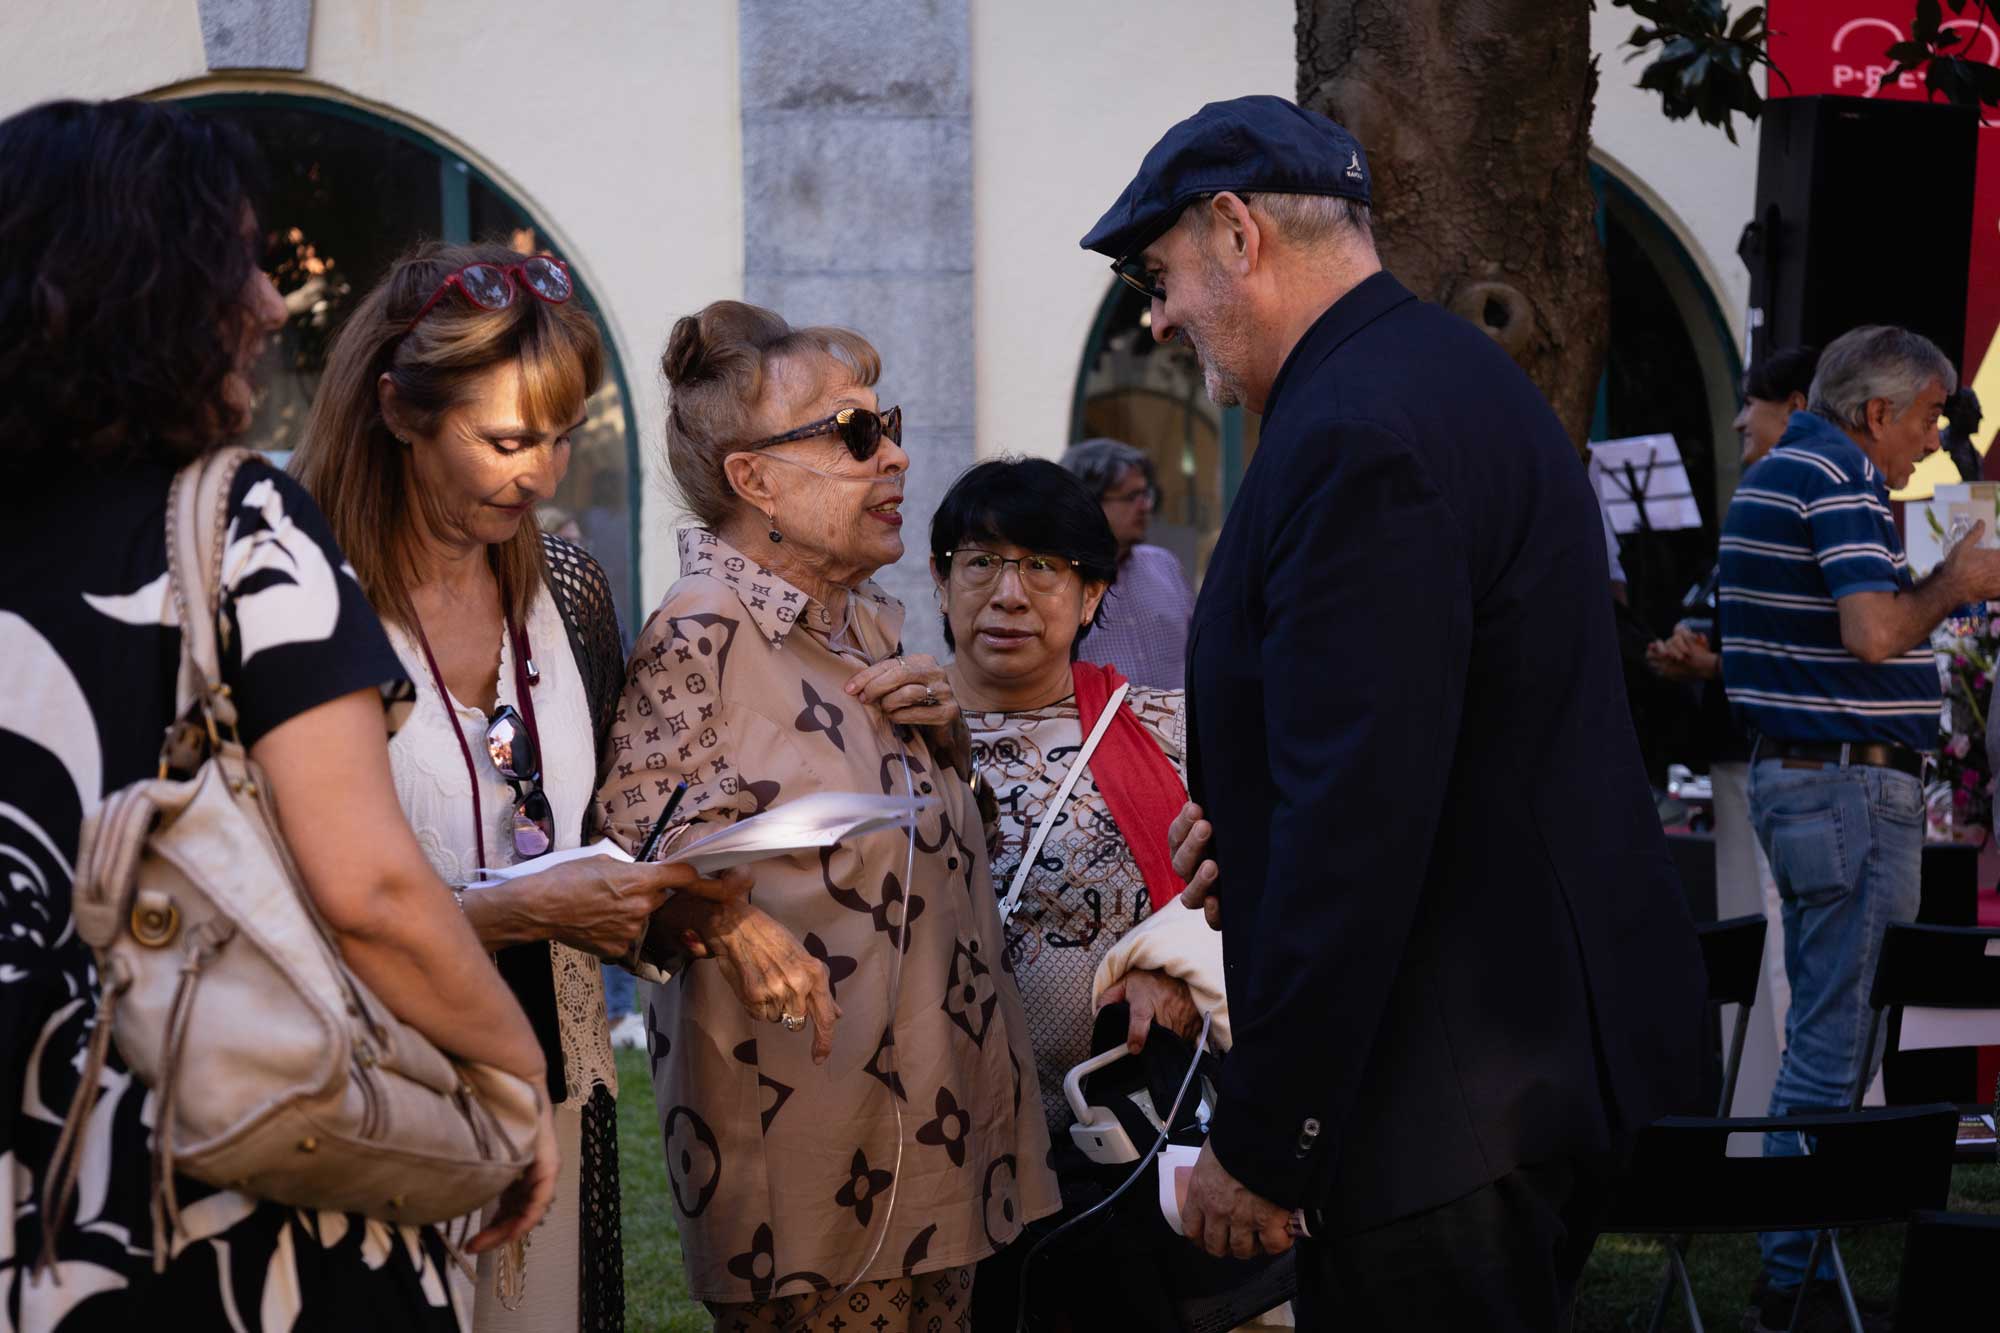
1831 64 1922 93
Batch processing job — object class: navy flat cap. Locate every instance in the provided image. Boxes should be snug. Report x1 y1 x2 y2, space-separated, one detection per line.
1080 94 1372 260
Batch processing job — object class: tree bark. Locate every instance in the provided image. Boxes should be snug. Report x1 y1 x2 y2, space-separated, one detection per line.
1297 0 1608 448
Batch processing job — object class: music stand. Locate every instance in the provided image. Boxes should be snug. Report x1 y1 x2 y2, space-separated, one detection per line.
1589 435 1705 537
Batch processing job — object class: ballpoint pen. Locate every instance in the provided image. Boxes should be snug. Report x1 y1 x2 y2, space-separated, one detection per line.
635 780 688 863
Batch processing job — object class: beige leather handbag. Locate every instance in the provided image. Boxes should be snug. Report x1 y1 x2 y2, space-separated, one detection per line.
41 447 538 1272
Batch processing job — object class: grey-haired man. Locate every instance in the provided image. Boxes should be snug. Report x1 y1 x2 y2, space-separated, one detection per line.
1088 95 1707 1332
1719 325 2000 1333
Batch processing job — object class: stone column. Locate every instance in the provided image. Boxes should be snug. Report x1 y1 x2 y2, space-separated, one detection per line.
739 0 972 657
197 0 310 70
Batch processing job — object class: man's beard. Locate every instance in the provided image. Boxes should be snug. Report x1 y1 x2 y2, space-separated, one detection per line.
1183 260 1249 406
1185 324 1244 407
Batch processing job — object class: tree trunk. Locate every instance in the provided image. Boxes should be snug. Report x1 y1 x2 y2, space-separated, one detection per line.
1297 0 1607 448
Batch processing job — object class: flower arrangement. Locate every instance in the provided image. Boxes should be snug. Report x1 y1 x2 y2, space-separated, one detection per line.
1933 612 2000 840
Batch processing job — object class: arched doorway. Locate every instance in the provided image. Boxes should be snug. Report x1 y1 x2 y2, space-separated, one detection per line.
1588 160 1745 635
172 92 644 628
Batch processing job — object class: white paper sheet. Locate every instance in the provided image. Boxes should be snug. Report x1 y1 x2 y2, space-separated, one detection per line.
1589 435 1704 534
468 792 938 884
667 791 938 873
467 836 631 887
1898 1005 2000 1052
1158 1143 1201 1236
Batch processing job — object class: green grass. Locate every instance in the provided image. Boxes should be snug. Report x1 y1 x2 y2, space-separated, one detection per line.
618 1047 707 1333
1573 1164 2000 1331
617 1051 1998 1331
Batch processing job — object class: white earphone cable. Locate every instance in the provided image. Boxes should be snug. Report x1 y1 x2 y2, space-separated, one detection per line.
829 735 916 1301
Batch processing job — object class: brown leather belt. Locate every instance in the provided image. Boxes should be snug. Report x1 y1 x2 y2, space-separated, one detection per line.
1752 736 1927 780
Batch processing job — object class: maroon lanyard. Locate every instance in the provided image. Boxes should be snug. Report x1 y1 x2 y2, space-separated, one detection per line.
411 614 540 873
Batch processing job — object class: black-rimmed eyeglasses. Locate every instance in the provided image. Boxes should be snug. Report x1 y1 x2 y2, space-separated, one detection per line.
1111 254 1167 304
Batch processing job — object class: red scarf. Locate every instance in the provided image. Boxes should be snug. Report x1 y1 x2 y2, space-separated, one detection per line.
1072 660 1187 912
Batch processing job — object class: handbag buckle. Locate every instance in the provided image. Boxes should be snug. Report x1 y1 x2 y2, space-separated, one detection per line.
130 890 181 949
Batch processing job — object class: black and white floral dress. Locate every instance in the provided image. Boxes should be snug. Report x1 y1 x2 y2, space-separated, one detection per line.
0 455 458 1332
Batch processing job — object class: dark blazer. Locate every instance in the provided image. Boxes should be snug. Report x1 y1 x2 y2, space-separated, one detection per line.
1188 272 1707 1232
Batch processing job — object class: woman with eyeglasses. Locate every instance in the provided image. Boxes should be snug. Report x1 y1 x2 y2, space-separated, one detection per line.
1059 437 1194 690
928 459 1229 1331
595 300 1058 1331
291 243 741 1333
2 103 554 1331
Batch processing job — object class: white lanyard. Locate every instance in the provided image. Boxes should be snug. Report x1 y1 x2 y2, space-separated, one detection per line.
998 682 1130 922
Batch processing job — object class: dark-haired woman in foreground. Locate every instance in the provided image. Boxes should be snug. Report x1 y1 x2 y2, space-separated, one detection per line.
932 460 1228 1331
0 99 553 1331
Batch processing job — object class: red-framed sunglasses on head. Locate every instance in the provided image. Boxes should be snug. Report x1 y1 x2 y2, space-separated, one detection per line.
405 255 574 332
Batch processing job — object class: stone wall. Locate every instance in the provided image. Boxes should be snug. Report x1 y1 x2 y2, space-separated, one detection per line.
739 0 971 656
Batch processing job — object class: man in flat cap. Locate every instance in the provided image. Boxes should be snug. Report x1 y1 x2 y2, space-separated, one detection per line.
1084 96 1707 1328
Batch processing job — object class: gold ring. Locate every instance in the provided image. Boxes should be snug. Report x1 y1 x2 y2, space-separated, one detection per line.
781 1011 806 1031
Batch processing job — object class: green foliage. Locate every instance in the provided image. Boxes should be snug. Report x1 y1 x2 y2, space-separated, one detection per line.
1884 0 2000 113
1618 0 2000 143
1614 0 1780 143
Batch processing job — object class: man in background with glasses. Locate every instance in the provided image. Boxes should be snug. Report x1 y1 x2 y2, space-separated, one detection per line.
1061 437 1195 689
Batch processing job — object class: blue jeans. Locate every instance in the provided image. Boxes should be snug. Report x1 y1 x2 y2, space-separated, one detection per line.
1748 758 1924 1289
602 961 637 1018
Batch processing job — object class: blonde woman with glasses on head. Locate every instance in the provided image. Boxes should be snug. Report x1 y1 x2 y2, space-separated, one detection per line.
291 244 747 1333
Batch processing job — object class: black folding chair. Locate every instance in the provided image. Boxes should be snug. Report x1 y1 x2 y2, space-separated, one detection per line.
1855 923 2000 1165
1890 1210 2000 1331
1605 1104 1959 1333
1740 924 2000 1327
1642 914 1768 1333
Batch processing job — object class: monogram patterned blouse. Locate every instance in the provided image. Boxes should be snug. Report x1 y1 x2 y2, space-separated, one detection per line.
966 688 1186 1133
595 530 1059 1304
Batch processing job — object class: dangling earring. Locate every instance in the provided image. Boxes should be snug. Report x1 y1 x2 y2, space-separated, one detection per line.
766 512 783 544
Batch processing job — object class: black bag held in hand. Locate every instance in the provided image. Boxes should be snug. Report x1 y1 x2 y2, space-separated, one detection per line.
1016 1004 1296 1333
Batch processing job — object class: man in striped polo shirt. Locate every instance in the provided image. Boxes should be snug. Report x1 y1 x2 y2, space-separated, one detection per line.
1719 325 2000 1332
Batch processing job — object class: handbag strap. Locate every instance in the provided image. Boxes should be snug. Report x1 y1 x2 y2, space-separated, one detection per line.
166 446 255 744
165 447 363 972
997 681 1129 922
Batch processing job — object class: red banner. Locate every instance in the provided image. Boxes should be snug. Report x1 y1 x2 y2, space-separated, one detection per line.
1766 1 2000 385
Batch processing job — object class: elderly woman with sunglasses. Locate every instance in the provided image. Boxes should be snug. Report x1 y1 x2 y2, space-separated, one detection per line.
930 459 1229 1331
292 243 741 1333
595 300 1057 1332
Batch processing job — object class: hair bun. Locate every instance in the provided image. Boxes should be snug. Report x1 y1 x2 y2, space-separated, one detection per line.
661 313 707 387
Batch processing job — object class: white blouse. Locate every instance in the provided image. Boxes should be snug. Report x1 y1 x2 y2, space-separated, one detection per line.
383 585 616 1103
